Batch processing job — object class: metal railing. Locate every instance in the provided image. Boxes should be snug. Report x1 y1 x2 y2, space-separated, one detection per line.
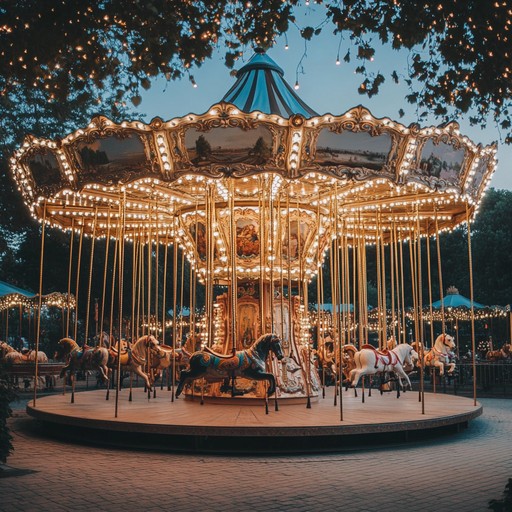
417 361 512 397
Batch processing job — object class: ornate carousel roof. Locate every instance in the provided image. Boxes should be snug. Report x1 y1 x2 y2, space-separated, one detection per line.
222 48 318 118
10 50 497 281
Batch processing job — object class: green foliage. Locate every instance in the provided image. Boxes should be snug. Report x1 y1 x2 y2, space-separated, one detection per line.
0 1 511 140
0 363 16 463
472 189 512 305
489 478 512 511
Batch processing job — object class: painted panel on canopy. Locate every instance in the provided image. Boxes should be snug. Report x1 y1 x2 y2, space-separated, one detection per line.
185 126 273 166
27 151 62 189
466 155 490 197
281 219 309 261
75 134 149 184
314 130 392 170
238 301 260 348
418 140 465 184
236 217 260 259
188 220 221 261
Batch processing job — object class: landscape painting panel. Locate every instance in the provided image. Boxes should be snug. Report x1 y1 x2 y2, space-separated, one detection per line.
27 151 62 188
419 140 465 182
77 134 148 181
314 130 392 170
467 155 489 196
186 126 273 166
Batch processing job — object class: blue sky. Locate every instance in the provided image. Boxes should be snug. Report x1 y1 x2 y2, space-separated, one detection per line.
138 23 511 190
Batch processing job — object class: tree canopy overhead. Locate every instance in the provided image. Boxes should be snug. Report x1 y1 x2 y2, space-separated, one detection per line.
1 0 511 140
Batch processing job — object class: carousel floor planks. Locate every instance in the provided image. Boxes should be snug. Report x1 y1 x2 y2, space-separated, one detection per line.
26 387 482 454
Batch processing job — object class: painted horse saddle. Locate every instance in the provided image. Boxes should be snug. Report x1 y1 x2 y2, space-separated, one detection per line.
361 344 396 369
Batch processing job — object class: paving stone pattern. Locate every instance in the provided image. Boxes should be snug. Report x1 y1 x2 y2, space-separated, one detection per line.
1 398 511 512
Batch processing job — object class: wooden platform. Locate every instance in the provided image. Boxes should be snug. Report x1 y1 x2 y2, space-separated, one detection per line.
26 387 482 453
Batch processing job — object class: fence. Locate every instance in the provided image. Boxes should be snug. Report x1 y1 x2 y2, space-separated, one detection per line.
419 361 512 397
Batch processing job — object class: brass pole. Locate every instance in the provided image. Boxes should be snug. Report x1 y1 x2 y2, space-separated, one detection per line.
115 193 126 418
84 208 98 345
465 205 478 406
66 219 75 337
33 201 47 407
435 211 446 334
229 179 237 353
74 224 85 342
99 211 112 342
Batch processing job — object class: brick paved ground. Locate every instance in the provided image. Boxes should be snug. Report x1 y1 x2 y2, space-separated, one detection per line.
1 397 511 512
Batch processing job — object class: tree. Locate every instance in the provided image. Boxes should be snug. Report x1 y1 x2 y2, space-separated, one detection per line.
250 136 271 163
1 1 511 141
471 189 512 305
0 363 16 464
195 135 212 160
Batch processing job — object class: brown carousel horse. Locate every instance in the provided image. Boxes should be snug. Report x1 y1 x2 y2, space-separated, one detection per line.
315 341 357 385
486 343 512 361
148 345 191 390
175 333 284 398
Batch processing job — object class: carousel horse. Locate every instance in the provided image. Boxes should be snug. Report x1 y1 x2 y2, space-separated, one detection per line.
386 336 397 350
422 333 456 375
56 338 110 385
341 344 358 381
148 344 189 385
107 334 164 390
347 343 419 392
486 343 512 361
94 331 115 348
175 333 284 398
315 342 358 385
315 341 337 385
0 341 49 364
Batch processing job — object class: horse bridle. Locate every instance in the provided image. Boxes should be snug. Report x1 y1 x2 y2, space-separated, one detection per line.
441 334 453 349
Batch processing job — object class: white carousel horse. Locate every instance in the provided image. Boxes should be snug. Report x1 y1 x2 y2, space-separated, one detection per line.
108 334 164 390
0 341 49 364
423 333 456 375
347 343 419 391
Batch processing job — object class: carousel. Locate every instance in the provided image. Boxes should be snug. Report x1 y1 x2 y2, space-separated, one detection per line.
9 49 493 452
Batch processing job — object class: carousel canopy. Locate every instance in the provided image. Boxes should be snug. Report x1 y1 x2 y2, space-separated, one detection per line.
314 303 355 313
222 48 318 118
0 280 35 297
10 50 497 283
0 290 76 312
431 286 485 309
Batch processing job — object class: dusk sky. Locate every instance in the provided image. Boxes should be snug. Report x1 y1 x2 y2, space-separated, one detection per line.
138 19 510 190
